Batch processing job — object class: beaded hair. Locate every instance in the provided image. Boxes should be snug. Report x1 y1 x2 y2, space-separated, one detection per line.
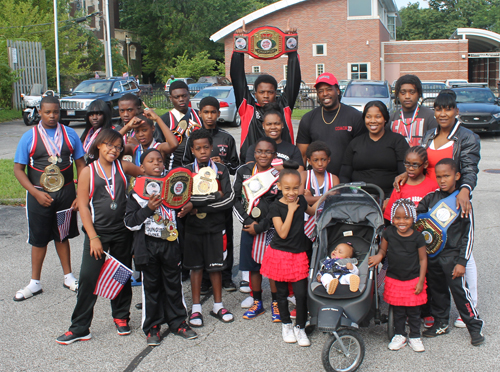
390 198 417 223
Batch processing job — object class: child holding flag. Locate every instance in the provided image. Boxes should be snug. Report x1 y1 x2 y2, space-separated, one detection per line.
56 129 143 345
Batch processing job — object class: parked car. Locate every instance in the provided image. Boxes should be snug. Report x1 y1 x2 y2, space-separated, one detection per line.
342 80 394 114
164 77 196 92
445 79 468 88
421 81 446 99
245 73 266 92
338 79 351 94
277 79 309 94
188 76 231 93
190 86 240 127
59 77 140 125
450 86 500 133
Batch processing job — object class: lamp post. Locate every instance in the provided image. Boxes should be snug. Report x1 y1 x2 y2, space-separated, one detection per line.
53 0 60 94
125 35 131 68
103 0 113 77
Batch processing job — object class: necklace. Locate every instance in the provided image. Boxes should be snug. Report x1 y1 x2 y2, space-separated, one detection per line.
322 105 341 125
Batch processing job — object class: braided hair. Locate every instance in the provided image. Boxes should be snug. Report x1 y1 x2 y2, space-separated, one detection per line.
390 198 417 223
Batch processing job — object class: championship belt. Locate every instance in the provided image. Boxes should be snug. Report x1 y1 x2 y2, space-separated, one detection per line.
40 164 64 192
414 190 460 257
233 26 298 60
242 168 279 217
133 168 193 209
192 167 218 195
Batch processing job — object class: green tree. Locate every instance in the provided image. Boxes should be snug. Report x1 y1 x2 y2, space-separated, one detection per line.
0 40 21 108
157 51 225 82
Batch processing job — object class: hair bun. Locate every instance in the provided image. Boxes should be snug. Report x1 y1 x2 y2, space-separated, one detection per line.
282 160 300 170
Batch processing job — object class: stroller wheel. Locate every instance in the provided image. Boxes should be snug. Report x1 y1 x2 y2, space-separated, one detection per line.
322 329 365 372
387 305 395 341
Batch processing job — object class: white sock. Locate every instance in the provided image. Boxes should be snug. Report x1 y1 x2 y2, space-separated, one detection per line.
190 304 203 326
64 273 77 286
213 302 223 313
242 271 249 282
27 279 41 292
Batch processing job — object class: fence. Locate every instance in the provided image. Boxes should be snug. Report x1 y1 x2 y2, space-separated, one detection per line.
7 40 47 110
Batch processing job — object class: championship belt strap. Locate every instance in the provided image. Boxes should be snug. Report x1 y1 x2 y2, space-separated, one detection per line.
242 167 279 215
233 26 298 60
133 167 193 209
414 190 460 257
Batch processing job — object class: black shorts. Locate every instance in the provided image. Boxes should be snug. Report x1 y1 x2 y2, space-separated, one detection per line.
26 183 79 247
239 230 261 272
183 231 226 272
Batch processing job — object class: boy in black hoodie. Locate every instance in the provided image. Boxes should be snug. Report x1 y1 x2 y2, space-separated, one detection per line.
417 158 484 346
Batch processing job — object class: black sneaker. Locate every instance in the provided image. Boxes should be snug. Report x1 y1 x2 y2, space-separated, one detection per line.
56 331 92 345
147 325 161 346
222 280 237 292
174 321 198 340
114 318 131 335
422 321 449 338
470 331 485 346
200 283 212 295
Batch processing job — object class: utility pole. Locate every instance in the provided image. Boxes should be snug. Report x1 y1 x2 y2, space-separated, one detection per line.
103 0 113 77
53 0 60 94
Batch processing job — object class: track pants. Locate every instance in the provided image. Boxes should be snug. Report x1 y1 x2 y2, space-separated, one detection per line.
427 255 483 333
141 237 187 335
275 278 307 328
69 230 132 336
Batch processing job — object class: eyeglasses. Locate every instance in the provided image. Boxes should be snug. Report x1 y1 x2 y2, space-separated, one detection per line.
403 162 423 169
103 142 124 153
254 150 276 156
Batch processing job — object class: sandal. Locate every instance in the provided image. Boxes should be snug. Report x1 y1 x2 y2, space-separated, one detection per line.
13 286 43 302
63 280 79 292
188 312 204 328
210 308 234 323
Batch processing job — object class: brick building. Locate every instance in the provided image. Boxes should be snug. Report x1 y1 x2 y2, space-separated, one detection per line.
210 0 500 87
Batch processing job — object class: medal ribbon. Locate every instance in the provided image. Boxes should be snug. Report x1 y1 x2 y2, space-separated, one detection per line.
194 158 218 174
135 139 157 166
310 170 331 197
96 159 116 202
399 103 420 144
83 127 102 153
158 204 174 222
38 122 63 158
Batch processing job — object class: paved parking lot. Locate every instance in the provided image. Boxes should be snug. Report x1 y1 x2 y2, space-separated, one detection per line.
0 119 498 371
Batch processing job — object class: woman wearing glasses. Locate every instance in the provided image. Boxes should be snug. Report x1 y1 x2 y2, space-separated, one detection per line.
339 100 409 201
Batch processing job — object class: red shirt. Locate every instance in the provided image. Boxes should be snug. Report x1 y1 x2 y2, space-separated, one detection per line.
384 175 438 220
426 140 453 182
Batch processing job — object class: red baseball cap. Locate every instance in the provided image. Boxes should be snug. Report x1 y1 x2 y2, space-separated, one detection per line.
314 72 339 88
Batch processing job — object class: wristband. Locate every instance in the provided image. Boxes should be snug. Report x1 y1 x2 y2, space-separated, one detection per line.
90 235 101 240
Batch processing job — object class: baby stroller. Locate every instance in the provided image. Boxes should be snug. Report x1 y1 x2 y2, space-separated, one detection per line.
307 183 385 372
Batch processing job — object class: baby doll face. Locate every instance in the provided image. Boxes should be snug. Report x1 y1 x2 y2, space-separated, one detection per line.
330 243 354 259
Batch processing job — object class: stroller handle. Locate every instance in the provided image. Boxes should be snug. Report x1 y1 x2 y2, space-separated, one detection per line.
338 182 385 209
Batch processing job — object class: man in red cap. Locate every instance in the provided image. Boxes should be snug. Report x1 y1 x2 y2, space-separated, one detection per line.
296 73 365 175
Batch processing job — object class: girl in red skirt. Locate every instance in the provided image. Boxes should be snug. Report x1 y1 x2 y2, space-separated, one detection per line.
369 198 428 352
261 162 318 347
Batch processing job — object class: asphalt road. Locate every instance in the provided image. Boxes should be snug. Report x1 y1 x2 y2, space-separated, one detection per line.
0 119 498 372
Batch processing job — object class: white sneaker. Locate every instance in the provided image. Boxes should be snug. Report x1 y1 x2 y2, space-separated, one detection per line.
293 325 311 347
388 334 407 350
282 323 296 343
454 316 466 328
287 295 296 305
241 296 254 308
408 338 425 352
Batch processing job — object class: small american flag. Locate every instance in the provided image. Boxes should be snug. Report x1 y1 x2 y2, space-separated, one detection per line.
57 208 73 241
93 253 133 300
304 216 316 241
252 228 275 264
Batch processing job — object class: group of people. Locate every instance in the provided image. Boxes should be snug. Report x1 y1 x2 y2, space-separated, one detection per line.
13 45 484 353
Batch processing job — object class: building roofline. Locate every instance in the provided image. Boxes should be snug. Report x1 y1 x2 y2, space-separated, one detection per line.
209 0 308 43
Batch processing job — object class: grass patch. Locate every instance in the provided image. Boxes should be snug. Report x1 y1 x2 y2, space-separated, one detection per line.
0 159 25 202
0 109 23 123
292 109 310 120
154 109 169 117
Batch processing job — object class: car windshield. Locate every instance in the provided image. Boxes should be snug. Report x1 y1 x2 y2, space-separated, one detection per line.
423 83 446 90
344 84 389 98
198 77 217 83
194 89 230 99
74 81 112 94
246 75 260 84
455 89 496 103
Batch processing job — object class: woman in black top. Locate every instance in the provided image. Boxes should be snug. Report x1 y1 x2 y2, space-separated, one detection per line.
340 101 409 198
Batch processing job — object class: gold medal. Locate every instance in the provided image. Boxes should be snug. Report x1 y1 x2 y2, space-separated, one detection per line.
167 229 178 241
177 119 188 132
251 207 261 218
40 164 64 192
153 214 162 223
48 155 58 164
196 213 207 219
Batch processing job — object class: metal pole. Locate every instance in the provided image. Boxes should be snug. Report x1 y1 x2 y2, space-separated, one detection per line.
53 0 60 93
104 0 113 77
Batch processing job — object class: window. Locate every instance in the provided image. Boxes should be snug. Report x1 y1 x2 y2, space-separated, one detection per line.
348 63 370 80
316 64 325 78
252 66 261 73
348 0 372 17
313 44 327 56
387 16 396 40
283 65 288 79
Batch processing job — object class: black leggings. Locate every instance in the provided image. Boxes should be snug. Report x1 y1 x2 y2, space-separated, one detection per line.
275 278 308 328
393 305 421 338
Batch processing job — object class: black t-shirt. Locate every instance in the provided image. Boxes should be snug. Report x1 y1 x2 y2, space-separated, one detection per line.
342 130 409 197
268 195 308 253
383 226 426 281
245 141 304 167
296 103 366 175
